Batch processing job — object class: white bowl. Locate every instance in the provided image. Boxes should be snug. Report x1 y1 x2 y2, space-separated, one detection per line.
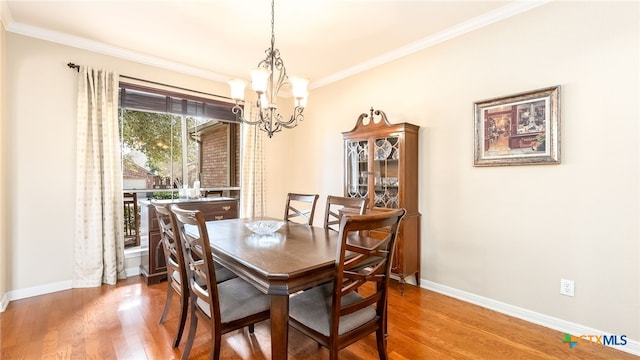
245 220 285 235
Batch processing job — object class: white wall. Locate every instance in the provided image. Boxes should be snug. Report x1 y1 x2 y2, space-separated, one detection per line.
3 0 638 349
266 1 640 341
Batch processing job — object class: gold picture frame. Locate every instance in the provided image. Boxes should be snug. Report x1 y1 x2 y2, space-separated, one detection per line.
474 86 560 166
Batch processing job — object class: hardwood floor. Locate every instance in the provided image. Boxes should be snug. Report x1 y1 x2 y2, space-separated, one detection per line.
1 276 636 359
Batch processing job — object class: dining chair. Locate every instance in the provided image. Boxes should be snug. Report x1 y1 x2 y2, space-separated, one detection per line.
152 201 238 349
288 208 406 360
323 195 368 231
152 201 190 348
284 192 319 225
170 205 271 360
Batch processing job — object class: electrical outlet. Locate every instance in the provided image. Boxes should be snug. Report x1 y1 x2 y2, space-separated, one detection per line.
560 278 575 297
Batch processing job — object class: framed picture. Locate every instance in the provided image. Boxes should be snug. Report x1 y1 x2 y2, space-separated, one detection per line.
474 86 560 166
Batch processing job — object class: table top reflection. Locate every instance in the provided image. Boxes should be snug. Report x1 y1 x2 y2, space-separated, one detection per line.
202 217 340 294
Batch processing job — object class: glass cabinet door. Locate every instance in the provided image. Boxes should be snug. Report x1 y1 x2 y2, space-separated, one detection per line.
373 136 400 208
346 140 369 200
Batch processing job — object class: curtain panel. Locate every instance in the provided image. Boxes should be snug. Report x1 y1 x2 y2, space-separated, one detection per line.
240 101 266 218
73 66 126 287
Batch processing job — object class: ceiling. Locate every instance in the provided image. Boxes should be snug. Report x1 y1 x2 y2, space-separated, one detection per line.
1 1 549 89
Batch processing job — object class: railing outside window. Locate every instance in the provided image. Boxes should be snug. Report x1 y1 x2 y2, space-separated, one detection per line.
123 192 140 247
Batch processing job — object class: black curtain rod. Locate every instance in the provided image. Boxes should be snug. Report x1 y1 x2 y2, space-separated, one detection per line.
66 62 236 102
67 62 80 72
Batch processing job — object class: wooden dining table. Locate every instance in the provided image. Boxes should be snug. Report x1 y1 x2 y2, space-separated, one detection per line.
200 217 340 360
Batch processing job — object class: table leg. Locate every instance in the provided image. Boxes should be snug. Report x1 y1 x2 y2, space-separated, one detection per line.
270 294 289 360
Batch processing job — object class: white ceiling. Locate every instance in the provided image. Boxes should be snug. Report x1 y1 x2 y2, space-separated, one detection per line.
1 0 550 88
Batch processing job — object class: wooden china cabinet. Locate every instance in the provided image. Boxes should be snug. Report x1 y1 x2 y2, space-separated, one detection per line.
342 108 420 291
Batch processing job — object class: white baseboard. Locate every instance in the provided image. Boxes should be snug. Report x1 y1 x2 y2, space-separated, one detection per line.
0 292 8 312
421 279 639 357
7 280 73 304
1 265 141 312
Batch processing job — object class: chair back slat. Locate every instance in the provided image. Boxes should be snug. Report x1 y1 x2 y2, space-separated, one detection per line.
284 193 319 225
324 195 368 231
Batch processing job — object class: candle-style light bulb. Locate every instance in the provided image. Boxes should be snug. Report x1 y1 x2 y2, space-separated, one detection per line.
228 79 247 101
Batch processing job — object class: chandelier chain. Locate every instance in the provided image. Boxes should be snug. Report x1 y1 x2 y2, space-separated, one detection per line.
270 0 275 50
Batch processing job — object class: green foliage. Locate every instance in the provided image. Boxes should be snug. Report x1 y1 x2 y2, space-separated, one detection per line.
152 191 179 200
120 109 201 180
120 110 181 174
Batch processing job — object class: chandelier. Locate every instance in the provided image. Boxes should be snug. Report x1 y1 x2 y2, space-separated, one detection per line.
227 0 308 138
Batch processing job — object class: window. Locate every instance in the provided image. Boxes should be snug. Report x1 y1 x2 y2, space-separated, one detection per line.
118 82 240 246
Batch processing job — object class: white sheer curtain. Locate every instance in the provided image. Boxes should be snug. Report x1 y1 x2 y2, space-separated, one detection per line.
72 66 126 287
240 102 266 218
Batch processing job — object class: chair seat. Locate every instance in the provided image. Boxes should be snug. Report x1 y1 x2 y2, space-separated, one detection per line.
196 277 270 323
215 265 239 283
290 282 377 336
172 265 237 285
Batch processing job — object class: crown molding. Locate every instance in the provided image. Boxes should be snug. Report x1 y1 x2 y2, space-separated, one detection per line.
310 0 552 89
0 1 13 30
4 21 230 83
3 0 551 89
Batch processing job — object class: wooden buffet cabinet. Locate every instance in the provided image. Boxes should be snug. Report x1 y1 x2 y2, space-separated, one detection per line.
139 197 239 285
342 108 421 290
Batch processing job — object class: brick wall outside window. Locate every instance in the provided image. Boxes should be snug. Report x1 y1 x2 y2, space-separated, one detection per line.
201 124 229 187
200 123 240 188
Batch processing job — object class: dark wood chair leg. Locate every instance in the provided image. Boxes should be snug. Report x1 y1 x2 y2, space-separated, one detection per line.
211 332 222 360
376 327 388 360
181 304 198 360
329 346 339 360
173 296 189 348
159 285 174 324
